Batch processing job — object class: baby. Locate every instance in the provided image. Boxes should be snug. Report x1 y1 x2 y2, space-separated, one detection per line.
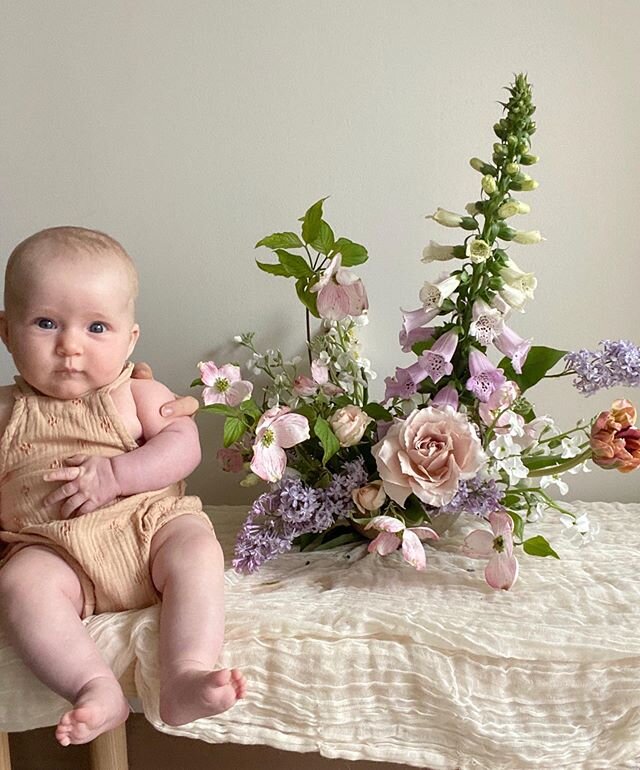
0 226 246 746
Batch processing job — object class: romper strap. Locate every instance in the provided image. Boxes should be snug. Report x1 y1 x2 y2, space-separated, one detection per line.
99 362 135 394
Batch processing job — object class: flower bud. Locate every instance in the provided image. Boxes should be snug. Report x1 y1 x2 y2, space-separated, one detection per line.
520 153 539 165
352 480 387 514
481 175 498 195
498 224 516 241
513 229 544 245
329 405 372 447
239 473 260 487
469 158 497 176
505 162 520 175
460 217 479 231
493 142 507 156
517 178 539 191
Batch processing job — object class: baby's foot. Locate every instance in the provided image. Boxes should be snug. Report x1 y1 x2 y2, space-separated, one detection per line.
55 676 130 747
159 668 246 726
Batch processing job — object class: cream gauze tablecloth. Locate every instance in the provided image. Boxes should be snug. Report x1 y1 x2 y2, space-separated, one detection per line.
1 502 639 770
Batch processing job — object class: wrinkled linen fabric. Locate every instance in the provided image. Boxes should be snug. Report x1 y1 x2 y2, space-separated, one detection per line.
0 502 639 770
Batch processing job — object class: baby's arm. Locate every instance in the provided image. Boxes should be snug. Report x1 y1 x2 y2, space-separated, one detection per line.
44 380 201 518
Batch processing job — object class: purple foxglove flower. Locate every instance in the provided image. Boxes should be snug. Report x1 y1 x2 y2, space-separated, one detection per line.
470 299 505 346
401 306 439 335
431 383 459 410
384 362 428 401
465 349 506 402
494 323 532 374
399 325 435 353
416 331 458 384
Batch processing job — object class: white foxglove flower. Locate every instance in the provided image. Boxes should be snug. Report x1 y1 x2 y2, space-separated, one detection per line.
497 199 531 219
499 283 528 312
419 274 460 309
513 229 544 245
421 241 456 263
465 238 492 264
428 208 464 227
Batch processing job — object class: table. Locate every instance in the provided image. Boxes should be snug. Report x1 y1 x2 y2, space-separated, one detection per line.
1 502 639 770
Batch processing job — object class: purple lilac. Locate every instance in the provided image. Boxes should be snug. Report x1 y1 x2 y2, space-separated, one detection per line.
437 477 504 518
565 339 640 396
233 458 369 573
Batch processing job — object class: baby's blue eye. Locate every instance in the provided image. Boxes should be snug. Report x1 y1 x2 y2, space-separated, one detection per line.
89 322 106 334
36 318 56 330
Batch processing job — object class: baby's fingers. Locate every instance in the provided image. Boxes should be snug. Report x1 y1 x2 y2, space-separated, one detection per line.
43 466 82 483
44 481 80 507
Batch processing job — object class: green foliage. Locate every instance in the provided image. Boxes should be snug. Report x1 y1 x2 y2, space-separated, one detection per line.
314 416 341 464
522 535 560 559
255 232 304 250
499 346 567 393
223 416 246 447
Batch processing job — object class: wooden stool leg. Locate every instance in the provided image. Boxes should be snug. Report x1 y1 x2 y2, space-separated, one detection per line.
89 723 128 770
0 732 11 770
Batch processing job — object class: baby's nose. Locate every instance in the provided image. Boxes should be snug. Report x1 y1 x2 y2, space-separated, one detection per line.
56 330 82 356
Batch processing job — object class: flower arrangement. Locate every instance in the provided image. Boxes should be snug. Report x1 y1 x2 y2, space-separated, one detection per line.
195 74 640 589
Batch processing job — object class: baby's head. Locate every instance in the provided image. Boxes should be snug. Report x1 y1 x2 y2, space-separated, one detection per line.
0 226 140 399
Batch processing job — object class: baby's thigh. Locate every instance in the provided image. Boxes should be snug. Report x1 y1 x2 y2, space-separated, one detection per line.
0 545 84 614
149 514 221 587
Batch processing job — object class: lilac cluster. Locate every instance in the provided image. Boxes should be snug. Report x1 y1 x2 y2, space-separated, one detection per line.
565 339 640 396
437 477 504 518
233 458 369 574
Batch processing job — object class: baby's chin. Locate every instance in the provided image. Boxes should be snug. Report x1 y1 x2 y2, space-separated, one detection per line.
25 374 113 400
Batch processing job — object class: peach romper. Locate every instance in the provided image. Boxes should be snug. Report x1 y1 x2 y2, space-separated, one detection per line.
0 363 212 617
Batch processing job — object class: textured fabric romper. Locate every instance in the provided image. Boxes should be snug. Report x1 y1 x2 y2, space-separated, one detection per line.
0 363 212 618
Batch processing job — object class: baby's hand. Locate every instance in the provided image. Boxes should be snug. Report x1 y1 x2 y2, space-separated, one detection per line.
43 455 122 518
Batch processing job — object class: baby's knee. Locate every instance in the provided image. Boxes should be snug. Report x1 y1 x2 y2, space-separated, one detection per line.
0 547 80 607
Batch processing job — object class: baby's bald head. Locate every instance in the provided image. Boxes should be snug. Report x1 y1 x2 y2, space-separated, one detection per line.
4 226 139 319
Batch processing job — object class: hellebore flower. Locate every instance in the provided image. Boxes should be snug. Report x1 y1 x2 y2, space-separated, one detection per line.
463 511 519 590
251 406 310 482
199 361 253 407
494 323 532 374
466 349 507 402
310 255 369 321
365 515 439 571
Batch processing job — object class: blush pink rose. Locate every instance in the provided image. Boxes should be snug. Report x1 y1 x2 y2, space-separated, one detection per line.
371 406 486 507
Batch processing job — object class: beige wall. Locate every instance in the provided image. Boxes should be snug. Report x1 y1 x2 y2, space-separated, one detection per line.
1 0 638 504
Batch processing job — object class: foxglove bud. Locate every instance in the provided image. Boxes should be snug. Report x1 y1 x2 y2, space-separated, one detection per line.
505 162 520 175
497 199 531 218
470 158 497 176
481 175 498 195
513 229 544 244
520 153 539 165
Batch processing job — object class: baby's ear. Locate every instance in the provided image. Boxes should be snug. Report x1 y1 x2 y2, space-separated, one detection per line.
127 323 140 358
0 312 9 351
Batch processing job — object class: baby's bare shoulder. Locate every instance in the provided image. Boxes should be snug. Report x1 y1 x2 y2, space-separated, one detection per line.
129 378 180 440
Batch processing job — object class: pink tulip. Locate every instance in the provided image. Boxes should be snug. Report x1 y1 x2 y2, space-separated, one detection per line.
199 361 253 407
250 406 310 482
365 515 439 571
463 511 519 590
590 399 640 473
310 255 368 321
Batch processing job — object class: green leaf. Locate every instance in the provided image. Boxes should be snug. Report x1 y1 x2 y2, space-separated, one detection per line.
301 198 328 244
523 535 560 559
314 416 341 464
363 402 393 422
239 398 262 420
506 510 525 541
310 220 335 255
314 532 362 550
201 403 239 417
276 250 312 278
499 346 567 393
223 416 246 447
295 277 320 318
190 377 203 388
255 232 304 250
334 238 368 266
256 260 291 277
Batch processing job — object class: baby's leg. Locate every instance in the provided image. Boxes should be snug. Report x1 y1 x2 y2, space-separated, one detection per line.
0 546 129 745
149 515 246 725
